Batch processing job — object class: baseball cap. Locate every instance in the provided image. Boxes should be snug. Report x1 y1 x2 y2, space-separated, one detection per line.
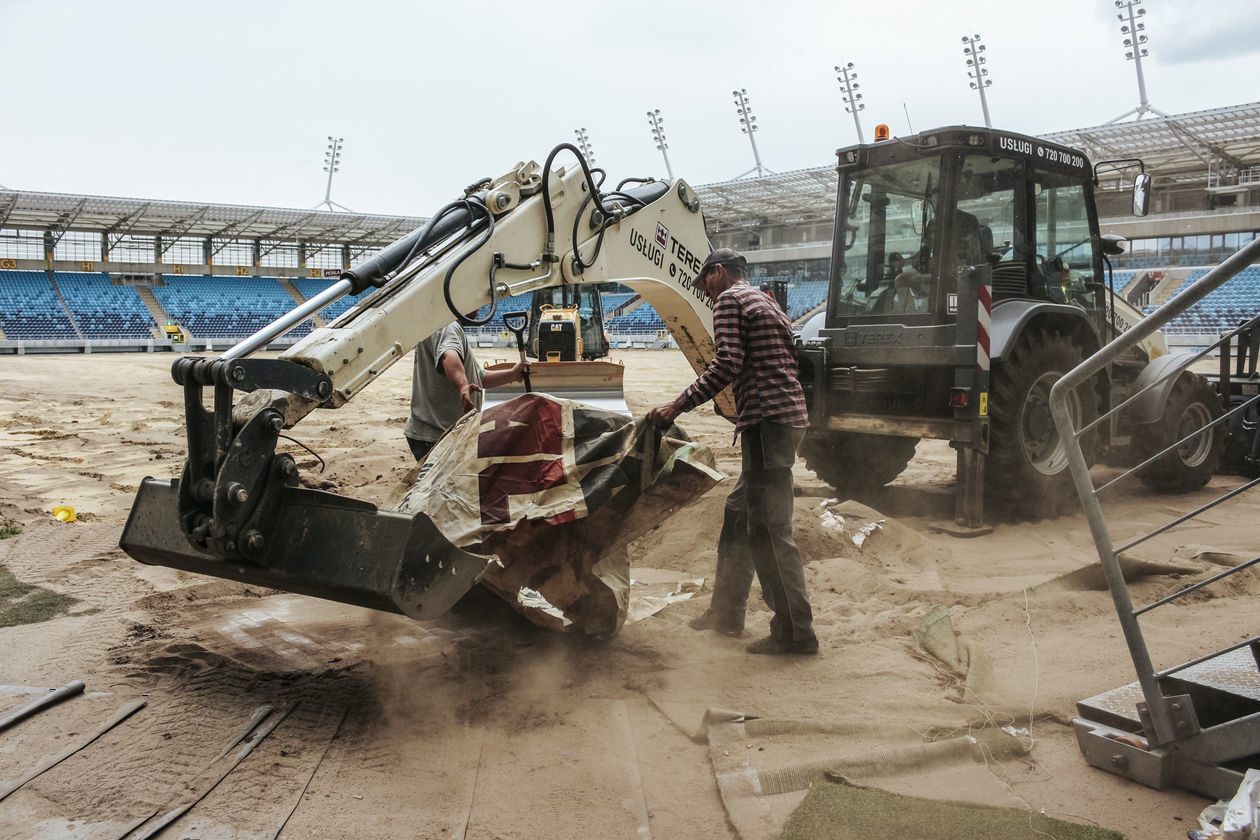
698 248 747 276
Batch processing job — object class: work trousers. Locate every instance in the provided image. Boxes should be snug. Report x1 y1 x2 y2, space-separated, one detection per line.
709 422 815 643
406 437 437 461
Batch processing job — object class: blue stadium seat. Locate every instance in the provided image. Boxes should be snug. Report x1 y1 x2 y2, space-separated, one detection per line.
152 275 315 339
55 272 156 338
1144 268 1260 334
0 270 78 339
292 277 377 322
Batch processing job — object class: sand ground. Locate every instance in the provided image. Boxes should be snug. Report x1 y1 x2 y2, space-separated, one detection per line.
0 348 1255 839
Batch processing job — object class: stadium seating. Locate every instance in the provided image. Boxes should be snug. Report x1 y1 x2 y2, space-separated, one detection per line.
599 292 637 315
152 275 313 339
1111 270 1136 290
291 277 376 322
461 292 534 339
784 279 829 321
608 304 665 334
0 270 78 339
54 272 156 338
1143 266 1260 334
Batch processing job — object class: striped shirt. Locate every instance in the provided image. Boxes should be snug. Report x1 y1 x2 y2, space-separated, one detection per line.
674 281 809 436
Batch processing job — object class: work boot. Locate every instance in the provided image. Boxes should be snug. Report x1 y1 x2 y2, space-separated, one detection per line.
688 610 744 637
745 635 819 656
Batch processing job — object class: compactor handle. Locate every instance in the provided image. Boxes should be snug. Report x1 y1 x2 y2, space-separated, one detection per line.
503 311 532 393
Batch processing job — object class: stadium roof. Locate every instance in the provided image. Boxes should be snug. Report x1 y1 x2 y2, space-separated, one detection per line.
3 102 1257 245
697 101 1260 226
0 190 425 250
696 166 839 231
1041 101 1260 187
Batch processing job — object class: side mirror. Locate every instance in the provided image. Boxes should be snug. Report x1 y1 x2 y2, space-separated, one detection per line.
1101 234 1127 257
1132 172 1151 217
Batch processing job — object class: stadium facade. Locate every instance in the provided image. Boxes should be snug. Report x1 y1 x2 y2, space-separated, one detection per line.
2 103 1258 354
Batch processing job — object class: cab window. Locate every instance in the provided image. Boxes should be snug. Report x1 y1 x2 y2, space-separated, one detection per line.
1032 172 1095 308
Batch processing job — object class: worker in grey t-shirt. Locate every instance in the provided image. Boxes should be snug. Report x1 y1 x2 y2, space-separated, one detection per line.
403 323 526 461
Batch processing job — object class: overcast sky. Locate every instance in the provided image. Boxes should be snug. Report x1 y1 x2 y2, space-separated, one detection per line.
2 0 1257 217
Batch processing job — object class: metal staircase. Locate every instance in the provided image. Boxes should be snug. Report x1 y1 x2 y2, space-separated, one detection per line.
1050 238 1260 800
134 285 173 337
45 271 84 339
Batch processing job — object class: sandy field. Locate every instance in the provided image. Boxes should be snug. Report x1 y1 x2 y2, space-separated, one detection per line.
0 347 1256 839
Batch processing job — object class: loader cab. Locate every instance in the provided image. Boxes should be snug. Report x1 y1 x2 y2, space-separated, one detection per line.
528 284 609 361
829 127 1104 329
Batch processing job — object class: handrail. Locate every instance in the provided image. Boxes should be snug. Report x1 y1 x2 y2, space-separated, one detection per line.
1049 236 1260 748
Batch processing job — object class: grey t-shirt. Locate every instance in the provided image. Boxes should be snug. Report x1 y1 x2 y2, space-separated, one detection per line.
403 324 484 443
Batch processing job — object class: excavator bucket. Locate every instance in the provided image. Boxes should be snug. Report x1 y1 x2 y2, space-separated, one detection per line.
482 359 628 415
121 478 492 621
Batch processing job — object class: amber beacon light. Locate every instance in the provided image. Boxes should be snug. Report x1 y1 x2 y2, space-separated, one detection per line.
874 124 890 141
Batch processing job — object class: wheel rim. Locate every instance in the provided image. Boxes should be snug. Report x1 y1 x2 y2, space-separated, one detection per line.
1020 371 1075 476
1174 401 1214 468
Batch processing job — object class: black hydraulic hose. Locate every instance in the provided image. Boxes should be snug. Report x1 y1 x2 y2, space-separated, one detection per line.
396 200 477 276
340 200 480 294
600 190 649 209
541 143 605 258
570 192 604 274
441 197 500 326
616 176 657 191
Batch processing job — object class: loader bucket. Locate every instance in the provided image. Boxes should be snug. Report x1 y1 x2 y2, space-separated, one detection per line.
481 360 628 415
121 477 492 621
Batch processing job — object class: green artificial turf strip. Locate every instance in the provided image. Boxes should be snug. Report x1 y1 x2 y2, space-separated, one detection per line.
779 775 1124 840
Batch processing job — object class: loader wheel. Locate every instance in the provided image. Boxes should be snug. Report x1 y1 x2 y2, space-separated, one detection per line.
1134 373 1223 492
800 430 919 497
987 328 1098 520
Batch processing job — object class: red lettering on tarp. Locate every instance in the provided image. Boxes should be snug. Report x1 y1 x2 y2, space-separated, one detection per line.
478 394 563 457
477 459 569 525
477 395 567 524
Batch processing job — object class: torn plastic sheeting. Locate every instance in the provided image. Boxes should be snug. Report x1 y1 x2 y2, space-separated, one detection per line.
393 393 722 638
817 498 884 548
517 587 573 628
627 572 704 623
1193 768 1260 840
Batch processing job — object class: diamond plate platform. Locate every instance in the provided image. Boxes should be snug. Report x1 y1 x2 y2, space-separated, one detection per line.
1077 646 1260 732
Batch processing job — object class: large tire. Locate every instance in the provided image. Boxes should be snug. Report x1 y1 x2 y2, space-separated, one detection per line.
1134 373 1223 492
987 328 1099 520
800 430 919 497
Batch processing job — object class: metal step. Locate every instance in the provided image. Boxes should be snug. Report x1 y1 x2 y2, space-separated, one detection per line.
1077 646 1260 733
1075 647 1260 798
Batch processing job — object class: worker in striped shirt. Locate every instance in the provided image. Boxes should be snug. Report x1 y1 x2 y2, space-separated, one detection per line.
647 248 818 655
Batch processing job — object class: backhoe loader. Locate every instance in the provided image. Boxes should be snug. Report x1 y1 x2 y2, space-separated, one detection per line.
121 147 730 629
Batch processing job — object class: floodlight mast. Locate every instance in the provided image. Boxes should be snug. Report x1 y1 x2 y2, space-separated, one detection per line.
314 135 352 212
1106 0 1166 123
646 109 674 182
573 127 597 166
835 62 866 144
733 88 770 178
961 35 993 128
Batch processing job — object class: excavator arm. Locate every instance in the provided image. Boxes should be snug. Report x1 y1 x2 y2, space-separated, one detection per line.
286 157 723 414
120 146 729 623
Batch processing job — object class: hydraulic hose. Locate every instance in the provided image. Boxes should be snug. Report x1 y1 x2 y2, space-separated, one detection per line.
440 198 502 326
541 143 606 261
340 200 483 295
